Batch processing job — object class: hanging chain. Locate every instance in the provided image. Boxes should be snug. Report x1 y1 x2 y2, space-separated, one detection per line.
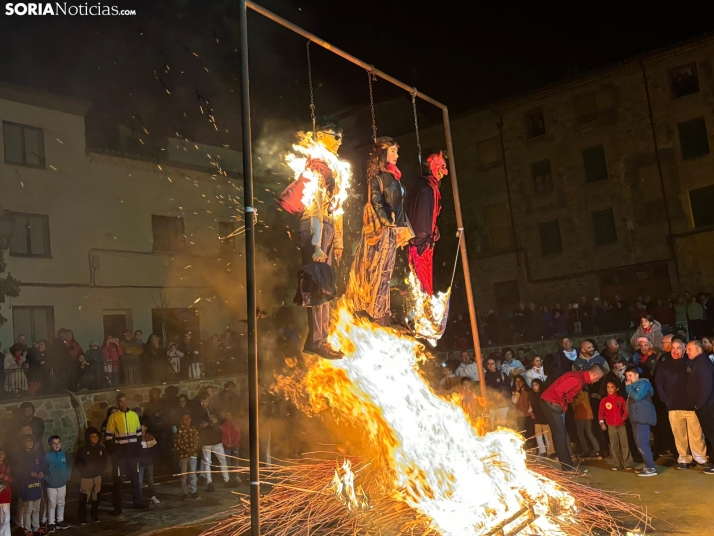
367 66 377 142
411 87 422 165
306 41 316 133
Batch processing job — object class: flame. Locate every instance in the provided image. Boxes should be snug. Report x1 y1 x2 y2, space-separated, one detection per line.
328 459 371 511
404 270 450 346
284 133 351 215
292 304 578 535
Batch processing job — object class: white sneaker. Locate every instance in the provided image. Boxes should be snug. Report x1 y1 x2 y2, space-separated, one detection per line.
150 496 160 504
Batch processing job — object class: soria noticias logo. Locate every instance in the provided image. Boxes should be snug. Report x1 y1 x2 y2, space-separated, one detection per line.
4 3 136 15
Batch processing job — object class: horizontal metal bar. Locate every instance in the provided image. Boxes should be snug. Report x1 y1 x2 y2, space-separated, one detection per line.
245 0 446 110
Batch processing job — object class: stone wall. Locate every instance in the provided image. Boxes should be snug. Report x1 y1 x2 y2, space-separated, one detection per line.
0 374 246 452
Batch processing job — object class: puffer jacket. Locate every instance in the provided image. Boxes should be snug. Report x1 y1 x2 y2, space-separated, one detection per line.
626 378 657 426
629 320 663 351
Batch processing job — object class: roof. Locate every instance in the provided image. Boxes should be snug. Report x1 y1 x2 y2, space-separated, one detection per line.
0 81 91 116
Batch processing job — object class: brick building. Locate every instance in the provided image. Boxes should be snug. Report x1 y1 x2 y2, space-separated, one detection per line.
395 34 714 316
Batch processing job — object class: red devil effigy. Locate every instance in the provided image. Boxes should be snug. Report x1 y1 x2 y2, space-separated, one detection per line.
405 151 447 296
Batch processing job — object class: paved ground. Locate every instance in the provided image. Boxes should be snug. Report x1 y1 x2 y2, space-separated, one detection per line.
59 477 241 536
53 455 712 535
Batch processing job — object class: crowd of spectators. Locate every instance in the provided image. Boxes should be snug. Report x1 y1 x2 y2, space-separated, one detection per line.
1 324 249 399
438 312 714 476
0 383 243 534
441 291 714 348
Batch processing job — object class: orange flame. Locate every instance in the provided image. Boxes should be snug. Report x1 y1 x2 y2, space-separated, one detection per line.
285 303 578 535
404 270 450 346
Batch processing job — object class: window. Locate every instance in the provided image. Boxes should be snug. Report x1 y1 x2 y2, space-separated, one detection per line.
689 184 714 228
478 137 500 168
2 121 45 167
482 203 514 252
582 144 608 183
574 93 598 124
525 109 545 138
591 208 617 245
219 221 236 255
152 215 186 252
531 159 553 193
538 219 562 255
678 117 709 160
13 306 54 344
669 63 699 99
8 212 50 257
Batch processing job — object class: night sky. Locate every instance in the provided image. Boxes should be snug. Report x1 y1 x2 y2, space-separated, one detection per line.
1 0 713 146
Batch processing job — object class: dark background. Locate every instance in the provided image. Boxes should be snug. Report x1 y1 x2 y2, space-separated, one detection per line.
1 0 713 148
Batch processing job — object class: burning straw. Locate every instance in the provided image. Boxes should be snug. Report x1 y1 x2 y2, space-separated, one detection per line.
203 454 654 536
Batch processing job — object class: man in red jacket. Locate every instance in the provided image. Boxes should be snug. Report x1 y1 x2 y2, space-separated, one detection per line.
540 366 605 469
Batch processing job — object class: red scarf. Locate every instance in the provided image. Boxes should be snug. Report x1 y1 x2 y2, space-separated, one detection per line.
385 163 402 181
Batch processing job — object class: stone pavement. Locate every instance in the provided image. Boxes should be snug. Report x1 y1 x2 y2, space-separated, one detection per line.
59 477 241 536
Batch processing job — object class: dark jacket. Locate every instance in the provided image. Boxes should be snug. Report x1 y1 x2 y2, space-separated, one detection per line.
687 353 714 409
75 427 108 479
14 449 47 501
626 378 657 426
405 175 439 254
654 357 693 411
529 390 548 424
370 171 405 227
191 406 222 445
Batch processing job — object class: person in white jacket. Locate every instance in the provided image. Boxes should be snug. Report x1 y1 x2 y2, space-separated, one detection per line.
3 343 28 393
524 355 547 387
454 351 481 382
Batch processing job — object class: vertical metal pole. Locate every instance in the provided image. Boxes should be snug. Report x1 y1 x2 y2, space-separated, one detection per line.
442 108 486 399
238 1 261 534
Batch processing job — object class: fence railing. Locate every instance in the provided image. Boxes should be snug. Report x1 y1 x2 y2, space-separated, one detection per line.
0 354 247 400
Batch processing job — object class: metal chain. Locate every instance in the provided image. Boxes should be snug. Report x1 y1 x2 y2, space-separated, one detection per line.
367 66 377 142
411 87 422 165
306 41 316 133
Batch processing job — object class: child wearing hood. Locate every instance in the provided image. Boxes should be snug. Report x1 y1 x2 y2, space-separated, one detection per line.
625 366 658 477
15 435 46 536
75 427 107 523
0 446 12 536
83 339 106 390
45 435 72 530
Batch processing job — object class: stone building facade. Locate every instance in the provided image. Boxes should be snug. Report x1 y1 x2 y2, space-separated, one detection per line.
396 35 714 315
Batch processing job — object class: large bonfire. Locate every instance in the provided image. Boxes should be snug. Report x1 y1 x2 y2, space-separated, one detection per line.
205 300 653 536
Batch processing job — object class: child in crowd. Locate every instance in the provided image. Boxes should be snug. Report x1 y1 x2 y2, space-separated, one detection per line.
598 380 633 471
15 435 46 536
0 447 11 536
75 427 107 523
529 379 555 457
167 343 184 375
572 389 602 460
625 366 658 477
511 376 531 434
44 435 71 531
175 413 201 500
220 411 242 485
139 419 160 504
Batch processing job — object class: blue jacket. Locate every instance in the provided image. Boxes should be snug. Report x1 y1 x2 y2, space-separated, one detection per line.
687 353 714 410
44 450 71 489
15 449 47 501
655 357 694 411
626 378 657 427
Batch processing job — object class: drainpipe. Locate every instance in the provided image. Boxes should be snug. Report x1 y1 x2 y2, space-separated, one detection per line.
495 111 521 266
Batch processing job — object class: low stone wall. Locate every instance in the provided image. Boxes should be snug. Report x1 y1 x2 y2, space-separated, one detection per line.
439 330 635 360
0 374 247 452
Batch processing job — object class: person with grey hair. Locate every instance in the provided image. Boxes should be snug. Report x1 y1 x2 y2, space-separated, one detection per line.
686 340 714 474
656 339 707 470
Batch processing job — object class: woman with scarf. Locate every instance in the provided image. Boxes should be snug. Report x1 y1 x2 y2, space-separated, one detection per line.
346 137 412 327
